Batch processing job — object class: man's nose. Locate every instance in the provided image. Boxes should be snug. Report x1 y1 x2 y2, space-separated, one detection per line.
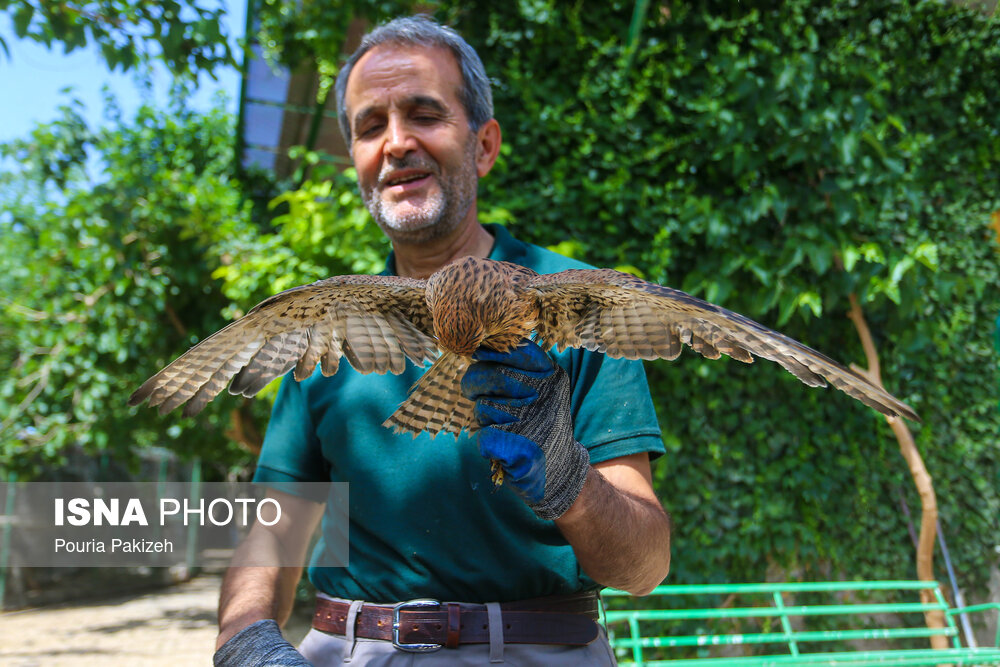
383 117 417 159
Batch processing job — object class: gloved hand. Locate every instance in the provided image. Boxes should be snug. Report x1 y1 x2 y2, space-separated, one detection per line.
461 340 591 520
214 619 312 667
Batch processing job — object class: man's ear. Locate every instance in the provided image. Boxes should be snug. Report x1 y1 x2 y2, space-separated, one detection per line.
475 119 502 178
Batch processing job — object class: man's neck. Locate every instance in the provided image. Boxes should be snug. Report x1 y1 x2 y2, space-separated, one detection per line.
392 219 495 279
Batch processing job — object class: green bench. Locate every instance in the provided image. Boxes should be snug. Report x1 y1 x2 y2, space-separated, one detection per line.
601 581 1000 666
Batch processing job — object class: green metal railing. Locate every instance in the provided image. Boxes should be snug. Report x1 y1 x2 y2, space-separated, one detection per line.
948 603 1000 646
0 470 16 605
602 581 1000 667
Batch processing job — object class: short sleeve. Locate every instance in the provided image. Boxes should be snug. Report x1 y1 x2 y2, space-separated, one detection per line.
253 374 329 486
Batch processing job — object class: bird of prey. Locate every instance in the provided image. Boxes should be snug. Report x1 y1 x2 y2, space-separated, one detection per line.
129 256 919 435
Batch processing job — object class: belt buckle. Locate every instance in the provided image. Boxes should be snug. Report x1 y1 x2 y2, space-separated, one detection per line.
392 599 443 652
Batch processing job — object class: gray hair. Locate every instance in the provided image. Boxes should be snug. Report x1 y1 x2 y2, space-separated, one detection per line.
334 15 493 143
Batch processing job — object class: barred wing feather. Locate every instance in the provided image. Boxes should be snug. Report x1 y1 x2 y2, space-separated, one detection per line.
529 269 919 423
128 275 437 417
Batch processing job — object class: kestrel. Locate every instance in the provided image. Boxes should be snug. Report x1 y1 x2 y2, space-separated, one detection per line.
129 256 919 434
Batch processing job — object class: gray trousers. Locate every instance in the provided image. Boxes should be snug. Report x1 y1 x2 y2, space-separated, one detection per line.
298 597 617 666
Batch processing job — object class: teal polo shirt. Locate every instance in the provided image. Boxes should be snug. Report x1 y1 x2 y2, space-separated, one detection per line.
254 224 664 603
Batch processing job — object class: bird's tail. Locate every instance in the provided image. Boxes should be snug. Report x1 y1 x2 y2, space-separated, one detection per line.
383 351 478 437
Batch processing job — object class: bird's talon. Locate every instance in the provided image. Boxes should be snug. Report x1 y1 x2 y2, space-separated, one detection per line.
490 460 504 487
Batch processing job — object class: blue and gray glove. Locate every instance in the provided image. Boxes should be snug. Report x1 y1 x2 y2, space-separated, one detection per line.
214 619 312 667
461 340 591 520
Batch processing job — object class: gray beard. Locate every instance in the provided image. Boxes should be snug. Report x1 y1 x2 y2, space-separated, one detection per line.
361 139 478 245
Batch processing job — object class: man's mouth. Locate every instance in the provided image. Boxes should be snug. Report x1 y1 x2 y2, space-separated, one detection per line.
383 170 432 189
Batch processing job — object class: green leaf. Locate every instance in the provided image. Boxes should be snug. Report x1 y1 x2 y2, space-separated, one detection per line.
842 245 861 272
889 256 915 285
913 242 939 271
12 3 34 36
796 290 823 318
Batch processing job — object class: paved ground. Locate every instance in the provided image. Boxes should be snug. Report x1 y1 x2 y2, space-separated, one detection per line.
0 575 312 666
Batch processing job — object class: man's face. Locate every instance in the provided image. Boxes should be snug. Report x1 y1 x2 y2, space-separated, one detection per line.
344 44 480 244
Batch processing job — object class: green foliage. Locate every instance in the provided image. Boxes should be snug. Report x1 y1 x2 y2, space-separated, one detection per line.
0 0 235 75
213 162 388 306
253 0 419 105
0 94 255 475
254 0 407 68
445 0 1000 586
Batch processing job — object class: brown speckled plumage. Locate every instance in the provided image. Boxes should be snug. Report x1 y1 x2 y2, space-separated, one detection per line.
129 256 919 435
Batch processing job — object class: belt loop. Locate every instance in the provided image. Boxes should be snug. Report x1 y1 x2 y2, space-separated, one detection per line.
486 601 504 663
342 599 364 663
446 602 461 649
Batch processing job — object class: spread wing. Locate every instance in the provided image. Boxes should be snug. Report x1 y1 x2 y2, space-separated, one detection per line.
129 275 438 417
529 269 919 422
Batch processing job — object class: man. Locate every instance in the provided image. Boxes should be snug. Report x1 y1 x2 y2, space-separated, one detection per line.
214 15 671 666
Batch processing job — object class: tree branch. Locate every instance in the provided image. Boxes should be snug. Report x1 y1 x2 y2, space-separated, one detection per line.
0 341 65 436
164 302 188 337
846 293 946 649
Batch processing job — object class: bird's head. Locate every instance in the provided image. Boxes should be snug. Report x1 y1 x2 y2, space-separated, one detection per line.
425 257 497 356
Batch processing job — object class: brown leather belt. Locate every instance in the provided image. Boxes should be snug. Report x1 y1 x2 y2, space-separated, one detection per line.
312 592 601 651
